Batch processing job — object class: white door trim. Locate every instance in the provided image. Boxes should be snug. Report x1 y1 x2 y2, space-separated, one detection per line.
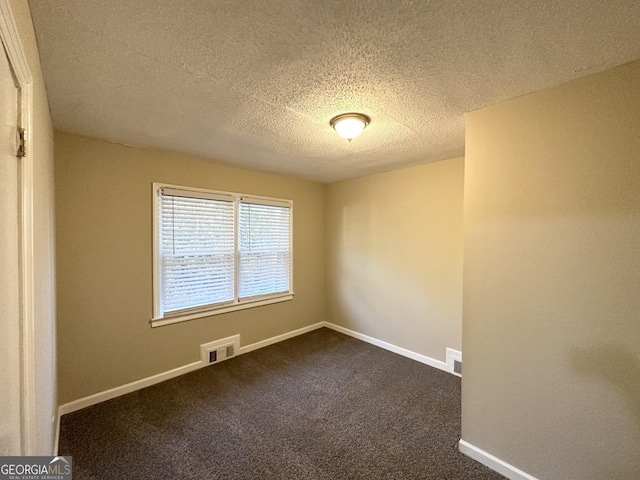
0 0 35 456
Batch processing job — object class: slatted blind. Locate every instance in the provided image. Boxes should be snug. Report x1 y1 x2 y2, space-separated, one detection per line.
159 190 235 314
238 200 291 299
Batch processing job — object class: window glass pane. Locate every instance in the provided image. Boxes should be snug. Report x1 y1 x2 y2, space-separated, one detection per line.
160 194 234 313
238 202 291 299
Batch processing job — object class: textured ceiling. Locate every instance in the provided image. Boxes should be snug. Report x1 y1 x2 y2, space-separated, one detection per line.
30 0 640 182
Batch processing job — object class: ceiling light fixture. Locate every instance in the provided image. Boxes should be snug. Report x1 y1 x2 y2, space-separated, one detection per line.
330 113 371 141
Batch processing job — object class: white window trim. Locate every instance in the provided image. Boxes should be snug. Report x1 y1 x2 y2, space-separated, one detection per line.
151 182 294 327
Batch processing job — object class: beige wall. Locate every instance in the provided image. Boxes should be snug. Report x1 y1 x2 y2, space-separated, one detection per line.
462 60 640 479
55 132 325 404
10 0 57 454
326 158 464 362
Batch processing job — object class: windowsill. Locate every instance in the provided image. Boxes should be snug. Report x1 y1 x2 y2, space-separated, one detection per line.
150 293 294 327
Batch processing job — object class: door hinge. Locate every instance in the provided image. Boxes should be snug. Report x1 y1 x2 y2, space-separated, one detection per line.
17 128 26 157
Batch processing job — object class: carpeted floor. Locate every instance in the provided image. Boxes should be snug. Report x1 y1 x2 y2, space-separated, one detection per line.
59 328 504 479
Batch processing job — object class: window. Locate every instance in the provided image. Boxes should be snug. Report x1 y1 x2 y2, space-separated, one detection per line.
152 183 293 326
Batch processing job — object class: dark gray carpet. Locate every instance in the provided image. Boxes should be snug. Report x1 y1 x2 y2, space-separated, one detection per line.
59 328 504 479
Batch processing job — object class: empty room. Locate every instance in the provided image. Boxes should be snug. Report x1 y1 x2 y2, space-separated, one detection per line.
1 0 639 479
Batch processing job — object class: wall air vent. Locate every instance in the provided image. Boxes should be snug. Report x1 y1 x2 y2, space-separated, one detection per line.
201 335 240 366
446 348 462 378
454 359 462 375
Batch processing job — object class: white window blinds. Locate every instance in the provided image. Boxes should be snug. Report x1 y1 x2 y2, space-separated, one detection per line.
159 190 235 314
155 185 292 320
238 201 291 299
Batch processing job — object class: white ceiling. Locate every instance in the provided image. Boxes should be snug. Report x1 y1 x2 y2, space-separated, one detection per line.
30 0 640 182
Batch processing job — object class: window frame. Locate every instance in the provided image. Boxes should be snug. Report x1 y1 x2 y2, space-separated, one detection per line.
151 182 294 327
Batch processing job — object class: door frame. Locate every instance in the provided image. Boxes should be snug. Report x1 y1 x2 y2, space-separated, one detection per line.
0 0 36 455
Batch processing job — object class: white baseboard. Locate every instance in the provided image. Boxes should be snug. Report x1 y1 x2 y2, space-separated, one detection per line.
56 321 451 419
322 322 449 373
238 322 325 355
459 440 539 480
58 360 204 416
58 322 326 418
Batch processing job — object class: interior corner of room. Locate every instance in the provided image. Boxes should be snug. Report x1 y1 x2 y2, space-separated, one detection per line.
2 0 639 478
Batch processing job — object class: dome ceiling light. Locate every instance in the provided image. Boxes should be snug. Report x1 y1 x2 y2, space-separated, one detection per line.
330 113 371 142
